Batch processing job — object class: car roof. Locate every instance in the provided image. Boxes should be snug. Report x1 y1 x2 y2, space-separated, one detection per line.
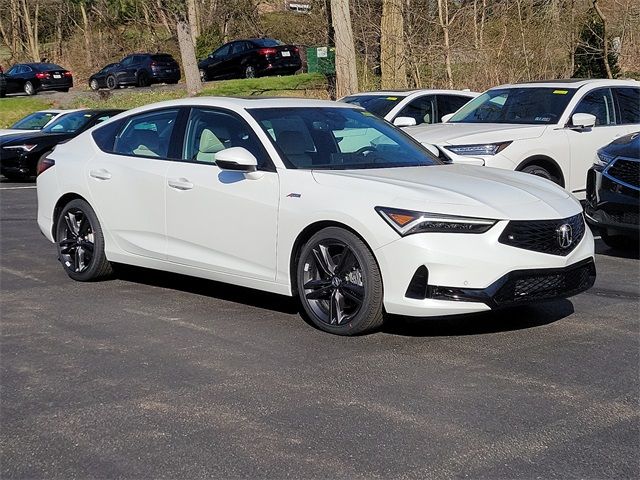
345 89 478 97
494 78 639 89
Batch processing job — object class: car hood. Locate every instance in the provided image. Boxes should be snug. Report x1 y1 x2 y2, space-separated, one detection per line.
0 131 73 148
0 129 23 137
311 164 580 221
403 122 548 145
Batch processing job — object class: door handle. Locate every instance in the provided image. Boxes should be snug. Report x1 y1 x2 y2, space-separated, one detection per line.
90 169 112 180
168 178 194 191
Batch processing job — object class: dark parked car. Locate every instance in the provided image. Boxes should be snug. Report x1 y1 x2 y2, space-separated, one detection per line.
585 132 639 250
198 38 301 81
0 66 6 97
89 54 180 90
0 109 123 180
3 63 73 96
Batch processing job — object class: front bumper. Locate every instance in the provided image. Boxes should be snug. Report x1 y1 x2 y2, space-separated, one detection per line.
585 165 639 234
0 150 33 177
375 217 595 317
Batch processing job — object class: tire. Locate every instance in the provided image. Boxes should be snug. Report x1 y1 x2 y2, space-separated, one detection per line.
137 71 149 88
24 81 36 96
244 65 256 79
199 69 207 82
55 199 112 282
58 88 69 93
601 231 638 251
520 164 561 185
296 227 384 335
89 79 99 91
106 75 117 90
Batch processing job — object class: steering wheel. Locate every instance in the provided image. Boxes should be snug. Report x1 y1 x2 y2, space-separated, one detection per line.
355 146 376 156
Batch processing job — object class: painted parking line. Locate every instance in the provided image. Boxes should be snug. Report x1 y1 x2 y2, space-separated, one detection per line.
0 186 37 190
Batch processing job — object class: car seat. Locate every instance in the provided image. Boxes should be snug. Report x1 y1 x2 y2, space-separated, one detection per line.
277 130 312 167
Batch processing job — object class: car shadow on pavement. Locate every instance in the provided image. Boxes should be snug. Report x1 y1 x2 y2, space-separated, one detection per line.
382 300 574 337
112 264 300 315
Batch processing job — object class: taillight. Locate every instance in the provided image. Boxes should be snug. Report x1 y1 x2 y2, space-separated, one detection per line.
258 48 277 56
293 47 299 53
35 72 49 79
63 71 72 77
150 61 158 66
36 156 55 176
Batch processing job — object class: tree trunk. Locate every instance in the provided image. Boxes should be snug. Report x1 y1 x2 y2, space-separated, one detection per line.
330 0 358 98
177 21 202 96
21 0 40 61
436 0 453 89
79 2 92 67
187 0 199 46
381 0 407 89
593 0 613 78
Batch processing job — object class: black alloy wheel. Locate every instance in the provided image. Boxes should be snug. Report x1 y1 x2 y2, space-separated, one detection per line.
137 71 149 87
106 75 117 90
56 199 112 281
297 227 384 335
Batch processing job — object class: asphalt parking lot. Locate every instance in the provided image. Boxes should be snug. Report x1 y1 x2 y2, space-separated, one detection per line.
1 180 638 479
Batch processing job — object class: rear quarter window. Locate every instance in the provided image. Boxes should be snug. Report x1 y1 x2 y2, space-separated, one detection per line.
92 119 126 152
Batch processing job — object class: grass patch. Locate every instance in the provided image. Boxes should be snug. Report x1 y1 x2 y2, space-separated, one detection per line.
71 73 329 110
0 97 55 128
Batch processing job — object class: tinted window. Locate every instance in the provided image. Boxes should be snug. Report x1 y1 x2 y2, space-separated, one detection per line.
249 107 440 170
120 56 134 66
113 109 179 158
449 88 576 124
341 95 406 118
213 45 231 57
6 66 18 75
437 95 471 122
151 54 175 63
183 108 269 168
397 96 434 125
574 88 617 126
93 119 126 152
230 42 246 55
252 39 283 47
39 63 64 71
615 88 640 125
11 112 58 130
41 111 96 133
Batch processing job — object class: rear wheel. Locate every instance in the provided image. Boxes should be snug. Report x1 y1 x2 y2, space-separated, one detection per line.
56 199 112 281
24 81 36 96
244 65 256 79
137 71 149 88
520 164 561 185
296 227 384 335
106 75 117 90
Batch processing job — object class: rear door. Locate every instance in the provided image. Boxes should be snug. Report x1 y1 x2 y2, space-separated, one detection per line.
87 108 183 259
5 66 23 94
116 56 136 84
613 87 640 134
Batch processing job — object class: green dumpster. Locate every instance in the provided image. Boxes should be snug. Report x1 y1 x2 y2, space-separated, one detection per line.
306 46 336 75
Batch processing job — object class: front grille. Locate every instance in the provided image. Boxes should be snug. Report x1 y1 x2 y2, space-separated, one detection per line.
607 158 640 189
499 213 585 256
493 259 595 306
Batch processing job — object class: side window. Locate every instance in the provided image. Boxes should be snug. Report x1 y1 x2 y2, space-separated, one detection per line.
112 109 179 158
6 66 18 75
615 88 640 125
214 45 230 58
120 57 133 66
397 96 434 125
437 95 471 122
574 88 617 126
182 108 270 169
93 119 126 152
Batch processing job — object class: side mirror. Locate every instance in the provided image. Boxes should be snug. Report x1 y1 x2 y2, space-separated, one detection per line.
215 147 261 179
571 113 596 129
440 113 454 123
393 116 417 127
422 143 440 157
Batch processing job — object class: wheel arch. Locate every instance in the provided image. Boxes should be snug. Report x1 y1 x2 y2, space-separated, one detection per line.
52 192 89 241
516 155 566 187
289 220 382 296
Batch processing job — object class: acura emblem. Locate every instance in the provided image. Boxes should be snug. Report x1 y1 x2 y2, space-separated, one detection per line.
557 223 573 249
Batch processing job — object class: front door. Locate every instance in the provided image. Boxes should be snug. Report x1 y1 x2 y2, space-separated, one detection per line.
165 107 279 280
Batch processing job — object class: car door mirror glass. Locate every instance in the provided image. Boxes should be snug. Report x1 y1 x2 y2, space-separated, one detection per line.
393 117 417 127
571 113 596 129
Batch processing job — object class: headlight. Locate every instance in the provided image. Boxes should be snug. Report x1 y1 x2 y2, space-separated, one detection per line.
376 207 497 236
3 144 37 152
445 141 512 156
594 150 615 168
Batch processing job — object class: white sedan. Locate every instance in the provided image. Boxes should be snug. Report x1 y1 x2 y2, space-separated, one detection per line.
0 109 81 137
37 98 596 335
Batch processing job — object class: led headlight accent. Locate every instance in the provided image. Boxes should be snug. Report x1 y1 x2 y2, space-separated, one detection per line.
3 144 37 152
594 150 615 168
376 207 497 236
445 141 512 156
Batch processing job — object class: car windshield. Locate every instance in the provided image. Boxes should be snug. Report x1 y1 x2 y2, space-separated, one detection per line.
11 112 58 130
42 111 94 134
249 107 441 170
252 38 283 47
341 95 406 118
448 87 577 124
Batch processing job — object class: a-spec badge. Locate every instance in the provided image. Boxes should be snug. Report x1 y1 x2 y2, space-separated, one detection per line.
286 193 301 198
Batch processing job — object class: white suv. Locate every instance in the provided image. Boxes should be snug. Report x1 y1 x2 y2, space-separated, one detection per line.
404 79 640 199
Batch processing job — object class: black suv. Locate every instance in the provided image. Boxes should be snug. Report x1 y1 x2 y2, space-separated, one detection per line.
585 132 640 250
89 53 180 90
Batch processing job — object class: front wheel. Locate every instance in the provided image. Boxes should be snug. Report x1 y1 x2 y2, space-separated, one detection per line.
520 164 561 185
89 79 99 91
296 227 384 335
56 199 112 281
199 69 207 82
